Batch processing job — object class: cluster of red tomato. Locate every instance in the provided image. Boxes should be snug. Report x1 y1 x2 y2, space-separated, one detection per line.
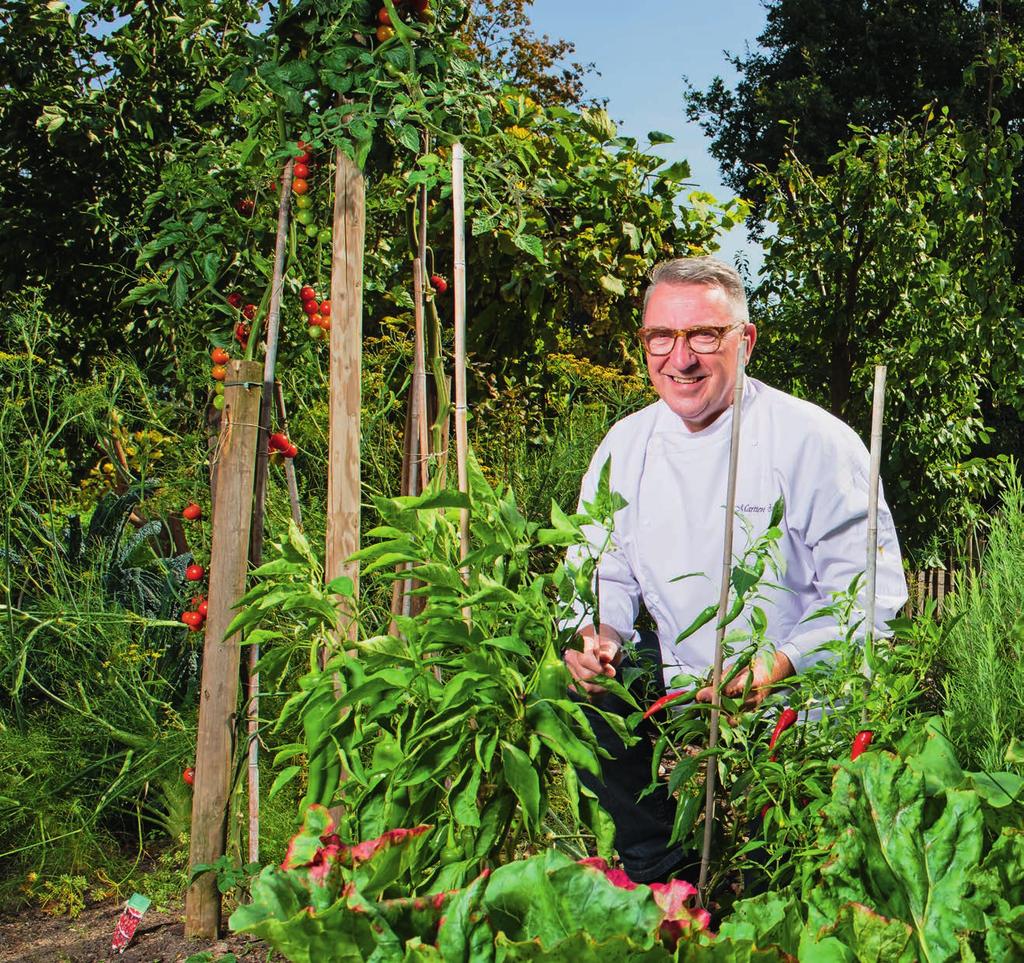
269 431 299 462
226 290 256 353
299 284 332 341
375 0 433 41
179 505 209 630
208 346 232 409
180 594 209 632
292 141 331 244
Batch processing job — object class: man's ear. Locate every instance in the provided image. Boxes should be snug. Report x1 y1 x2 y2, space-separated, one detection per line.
744 323 758 359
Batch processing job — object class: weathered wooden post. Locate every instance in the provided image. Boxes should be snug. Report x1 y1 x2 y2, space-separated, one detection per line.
326 148 365 642
185 358 262 938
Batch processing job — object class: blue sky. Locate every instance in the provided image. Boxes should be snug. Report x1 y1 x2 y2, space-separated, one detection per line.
529 0 768 266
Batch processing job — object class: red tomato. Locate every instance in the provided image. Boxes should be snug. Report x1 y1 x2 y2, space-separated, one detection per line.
181 610 203 628
303 300 318 316
226 292 243 309
318 317 330 331
310 312 323 326
319 301 330 316
378 7 391 23
296 151 312 165
242 303 257 320
376 24 395 41
284 443 299 458
430 274 448 294
299 285 316 302
292 178 309 195
237 198 255 216
269 432 289 451
182 503 202 521
413 0 430 12
210 347 230 365
183 766 195 786
210 364 226 381
293 162 310 180
198 599 209 617
185 564 205 582
235 322 250 342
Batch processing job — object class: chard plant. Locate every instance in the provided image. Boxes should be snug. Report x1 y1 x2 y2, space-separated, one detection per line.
230 803 723 962
718 718 1024 962
234 453 635 892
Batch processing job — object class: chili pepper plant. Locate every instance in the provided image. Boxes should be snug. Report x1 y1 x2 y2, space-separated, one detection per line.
636 498 951 899
232 454 638 894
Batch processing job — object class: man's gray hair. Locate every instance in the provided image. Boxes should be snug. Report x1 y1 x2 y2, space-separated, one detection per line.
643 256 749 323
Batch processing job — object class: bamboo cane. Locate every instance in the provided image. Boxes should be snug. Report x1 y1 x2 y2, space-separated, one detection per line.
245 155 294 866
697 339 747 903
862 365 887 713
416 132 431 482
452 144 470 604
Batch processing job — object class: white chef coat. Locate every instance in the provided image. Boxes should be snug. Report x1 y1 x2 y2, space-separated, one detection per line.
569 378 907 688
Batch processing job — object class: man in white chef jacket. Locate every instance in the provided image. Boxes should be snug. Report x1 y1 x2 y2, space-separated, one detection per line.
564 256 907 884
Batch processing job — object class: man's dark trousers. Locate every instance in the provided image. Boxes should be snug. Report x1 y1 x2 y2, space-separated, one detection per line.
574 630 700 885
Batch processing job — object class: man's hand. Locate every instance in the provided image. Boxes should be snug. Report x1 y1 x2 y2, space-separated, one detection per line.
696 649 794 710
565 623 623 697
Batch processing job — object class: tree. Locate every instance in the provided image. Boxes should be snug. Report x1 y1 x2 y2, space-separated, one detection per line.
0 0 256 373
463 0 598 107
751 112 1021 556
685 0 989 232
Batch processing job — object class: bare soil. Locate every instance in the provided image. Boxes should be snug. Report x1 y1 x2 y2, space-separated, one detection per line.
0 898 268 963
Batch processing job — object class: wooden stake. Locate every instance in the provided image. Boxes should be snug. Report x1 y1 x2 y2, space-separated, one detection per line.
185 359 262 939
697 340 747 902
452 143 470 584
326 148 365 644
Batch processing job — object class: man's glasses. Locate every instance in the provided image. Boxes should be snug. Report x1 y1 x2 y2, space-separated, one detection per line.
637 323 744 356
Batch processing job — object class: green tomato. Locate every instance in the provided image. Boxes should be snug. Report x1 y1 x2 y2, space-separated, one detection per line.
304 223 319 237
214 382 225 395
295 195 312 210
295 209 314 225
213 395 226 410
317 228 332 244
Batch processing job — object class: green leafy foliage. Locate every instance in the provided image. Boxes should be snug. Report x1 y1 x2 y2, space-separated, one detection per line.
239 454 637 892
684 0 995 228
720 719 1024 961
752 114 1019 557
230 806 717 961
940 467 1024 773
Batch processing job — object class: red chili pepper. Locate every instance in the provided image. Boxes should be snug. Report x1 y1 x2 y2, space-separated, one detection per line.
850 730 874 760
642 689 692 720
767 707 798 760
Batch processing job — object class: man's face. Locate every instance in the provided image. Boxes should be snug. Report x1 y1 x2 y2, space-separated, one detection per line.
642 282 756 432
